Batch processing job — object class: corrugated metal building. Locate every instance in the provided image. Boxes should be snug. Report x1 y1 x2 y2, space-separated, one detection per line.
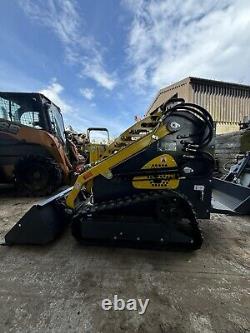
147 77 250 133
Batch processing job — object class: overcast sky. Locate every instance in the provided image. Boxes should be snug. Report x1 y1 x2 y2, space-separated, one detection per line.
0 0 249 135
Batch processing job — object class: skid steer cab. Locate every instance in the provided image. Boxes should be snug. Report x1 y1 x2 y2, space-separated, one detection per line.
85 127 110 164
0 92 84 196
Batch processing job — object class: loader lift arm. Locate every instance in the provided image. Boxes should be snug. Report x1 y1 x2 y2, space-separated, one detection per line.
66 117 169 208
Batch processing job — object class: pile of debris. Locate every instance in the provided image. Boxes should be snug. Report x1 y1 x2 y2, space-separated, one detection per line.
215 126 250 174
65 125 89 157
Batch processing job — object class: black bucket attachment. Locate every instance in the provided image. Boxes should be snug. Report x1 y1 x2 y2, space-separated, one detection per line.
5 187 72 245
212 178 250 215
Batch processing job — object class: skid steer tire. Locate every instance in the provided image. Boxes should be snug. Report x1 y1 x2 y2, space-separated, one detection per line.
14 155 62 197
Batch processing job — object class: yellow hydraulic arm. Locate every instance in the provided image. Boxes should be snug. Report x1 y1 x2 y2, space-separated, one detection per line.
66 112 170 209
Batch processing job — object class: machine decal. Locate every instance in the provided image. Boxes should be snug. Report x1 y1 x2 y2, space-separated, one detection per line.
132 153 179 189
158 140 177 152
82 171 94 180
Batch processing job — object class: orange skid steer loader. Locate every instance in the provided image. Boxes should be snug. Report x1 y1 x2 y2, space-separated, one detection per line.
0 92 84 196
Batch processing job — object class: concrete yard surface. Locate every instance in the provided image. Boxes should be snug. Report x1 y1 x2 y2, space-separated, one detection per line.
0 193 249 333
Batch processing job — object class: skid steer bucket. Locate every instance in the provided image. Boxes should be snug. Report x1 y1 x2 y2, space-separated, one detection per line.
5 187 72 245
212 178 250 215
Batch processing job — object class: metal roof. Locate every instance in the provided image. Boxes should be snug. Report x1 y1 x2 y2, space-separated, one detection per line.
147 77 250 115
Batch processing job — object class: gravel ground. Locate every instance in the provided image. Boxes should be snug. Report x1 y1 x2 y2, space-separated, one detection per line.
0 190 249 333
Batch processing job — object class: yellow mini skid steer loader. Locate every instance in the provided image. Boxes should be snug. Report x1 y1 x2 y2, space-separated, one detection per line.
4 98 215 249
